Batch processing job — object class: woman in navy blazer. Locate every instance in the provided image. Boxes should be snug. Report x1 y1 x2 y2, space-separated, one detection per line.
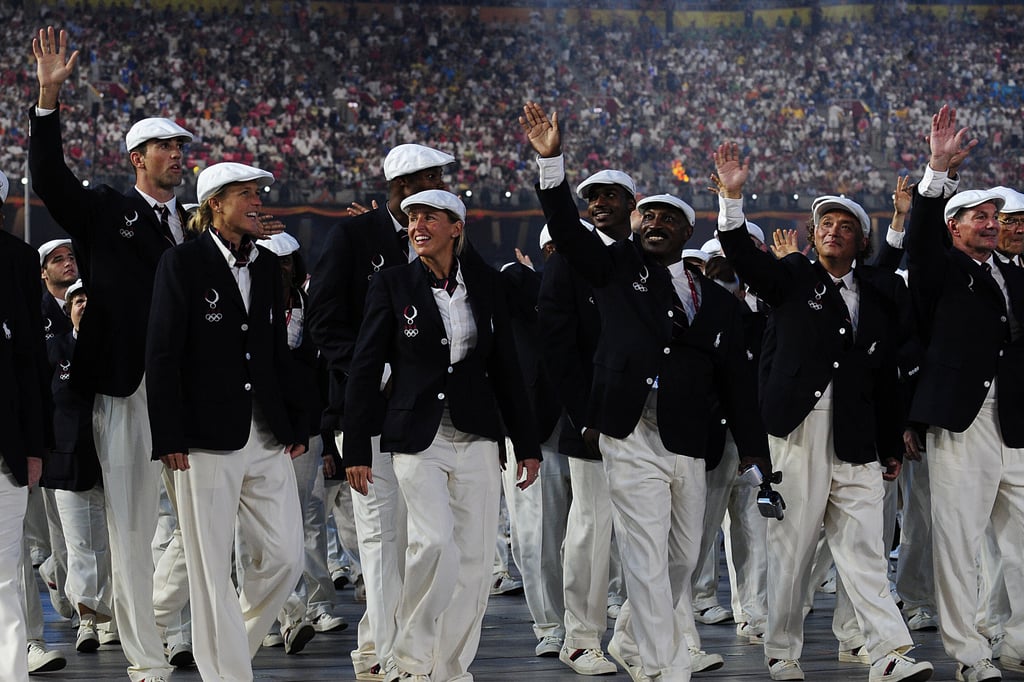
146 162 306 682
343 189 540 682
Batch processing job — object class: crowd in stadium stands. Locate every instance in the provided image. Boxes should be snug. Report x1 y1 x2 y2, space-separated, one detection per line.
0 1 1021 209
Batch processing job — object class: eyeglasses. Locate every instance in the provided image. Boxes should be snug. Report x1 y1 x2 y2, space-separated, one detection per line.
999 216 1024 228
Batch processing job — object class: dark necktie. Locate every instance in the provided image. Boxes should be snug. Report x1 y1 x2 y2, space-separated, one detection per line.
155 204 175 245
211 228 253 267
981 262 992 275
427 261 459 297
397 229 409 258
671 291 690 339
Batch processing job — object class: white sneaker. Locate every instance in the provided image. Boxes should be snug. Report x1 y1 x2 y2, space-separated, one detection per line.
818 570 837 594
353 575 367 603
97 621 120 645
283 620 315 654
736 621 765 644
869 649 933 682
839 645 871 664
559 646 617 675
262 631 284 647
27 641 67 673
76 616 100 653
38 563 74 619
490 571 524 595
769 658 804 681
695 604 732 624
956 659 1002 682
606 603 622 619
607 639 651 682
990 633 1006 660
907 610 938 631
311 609 348 633
535 635 563 657
689 647 724 673
354 663 385 681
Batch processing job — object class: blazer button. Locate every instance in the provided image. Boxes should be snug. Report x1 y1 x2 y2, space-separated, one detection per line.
646 377 654 385
814 390 822 398
1001 315 1008 323
447 366 454 374
720 418 727 425
984 380 992 388
839 328 847 335
437 392 445 400
1000 350 1005 357
241 323 249 331
833 361 839 368
667 310 674 318
245 352 251 360
441 338 449 346
244 382 252 391
663 347 671 355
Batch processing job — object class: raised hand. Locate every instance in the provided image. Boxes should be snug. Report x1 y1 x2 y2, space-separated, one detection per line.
711 142 749 199
893 174 912 216
770 229 800 258
927 105 977 173
514 247 533 268
33 26 79 109
519 101 561 158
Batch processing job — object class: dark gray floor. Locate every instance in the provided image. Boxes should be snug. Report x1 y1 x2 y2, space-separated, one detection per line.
32 572 961 681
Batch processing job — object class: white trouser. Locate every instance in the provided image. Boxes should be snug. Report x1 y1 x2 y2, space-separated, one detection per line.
176 417 304 682
38 487 70 617
340 433 407 674
1 464 28 682
391 416 500 680
722 452 769 628
896 457 935 617
94 384 172 682
325 478 362 579
279 435 336 628
502 428 570 642
929 397 1024 666
765 402 911 663
977 524 1010 641
23 483 49 563
601 393 705 682
152 470 191 647
54 486 112 617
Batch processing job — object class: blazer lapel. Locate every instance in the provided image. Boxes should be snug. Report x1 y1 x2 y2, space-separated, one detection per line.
200 231 248 315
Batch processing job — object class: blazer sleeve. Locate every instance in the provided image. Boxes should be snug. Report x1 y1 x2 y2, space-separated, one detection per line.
341 273 396 469
536 180 615 288
719 225 796 308
904 189 949 339
145 249 190 459
538 255 591 433
306 221 358 372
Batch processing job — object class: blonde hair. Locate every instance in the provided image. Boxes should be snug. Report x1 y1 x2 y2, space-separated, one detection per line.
186 185 231 235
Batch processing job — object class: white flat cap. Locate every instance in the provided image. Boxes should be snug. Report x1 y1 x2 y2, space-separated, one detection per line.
682 249 710 263
401 189 466 222
0 170 8 204
125 118 194 152
575 170 636 200
944 189 1005 222
700 237 723 257
988 186 1024 214
383 144 455 181
64 279 86 303
38 238 73 266
636 193 696 227
746 221 765 243
257 232 300 257
539 225 552 249
811 195 871 237
197 162 274 205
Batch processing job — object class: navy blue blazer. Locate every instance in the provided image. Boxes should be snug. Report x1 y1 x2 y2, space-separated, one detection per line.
539 180 769 465
906 189 1024 445
720 226 907 463
146 231 307 458
307 204 408 434
30 107 190 397
342 250 541 469
0 230 51 485
43 332 100 491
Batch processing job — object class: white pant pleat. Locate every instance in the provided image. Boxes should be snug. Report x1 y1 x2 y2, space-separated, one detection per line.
54 486 111 617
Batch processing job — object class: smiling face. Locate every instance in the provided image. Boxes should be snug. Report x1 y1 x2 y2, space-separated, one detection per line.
639 203 692 266
949 202 1000 262
584 184 635 240
406 204 463 269
209 181 264 241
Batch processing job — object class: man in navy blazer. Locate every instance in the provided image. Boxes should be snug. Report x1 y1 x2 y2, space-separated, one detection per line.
0 170 51 682
29 27 195 682
306 142 453 680
904 106 1024 682
523 102 767 682
715 142 932 682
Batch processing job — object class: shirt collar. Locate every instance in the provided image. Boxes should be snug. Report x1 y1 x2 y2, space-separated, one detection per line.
208 228 259 268
136 187 177 214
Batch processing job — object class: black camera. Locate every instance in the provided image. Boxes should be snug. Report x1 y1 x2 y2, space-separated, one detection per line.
740 465 786 521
